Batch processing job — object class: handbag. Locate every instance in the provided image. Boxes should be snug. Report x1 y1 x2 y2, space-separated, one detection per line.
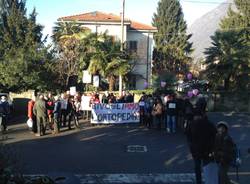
27 118 33 128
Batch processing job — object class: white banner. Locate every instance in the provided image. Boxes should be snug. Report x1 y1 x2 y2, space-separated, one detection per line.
91 103 140 124
93 75 99 87
81 95 92 111
83 70 92 83
70 86 76 96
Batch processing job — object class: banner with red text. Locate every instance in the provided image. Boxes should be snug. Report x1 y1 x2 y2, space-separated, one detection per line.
91 103 140 124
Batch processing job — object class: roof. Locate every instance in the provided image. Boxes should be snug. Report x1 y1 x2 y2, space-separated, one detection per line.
58 11 156 31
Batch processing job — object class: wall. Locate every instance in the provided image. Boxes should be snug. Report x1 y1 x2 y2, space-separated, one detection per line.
127 31 154 89
80 23 128 41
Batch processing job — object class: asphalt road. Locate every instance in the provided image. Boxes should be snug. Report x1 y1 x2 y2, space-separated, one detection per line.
1 112 250 184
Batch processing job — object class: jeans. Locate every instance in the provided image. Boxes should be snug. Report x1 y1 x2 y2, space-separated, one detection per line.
218 164 230 184
166 115 176 133
194 158 202 184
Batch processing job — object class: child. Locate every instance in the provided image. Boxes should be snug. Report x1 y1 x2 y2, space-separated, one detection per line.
214 121 235 184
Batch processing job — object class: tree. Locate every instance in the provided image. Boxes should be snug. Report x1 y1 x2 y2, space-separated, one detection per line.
152 0 192 77
0 0 55 92
88 33 131 91
52 22 93 89
204 0 250 91
204 30 249 90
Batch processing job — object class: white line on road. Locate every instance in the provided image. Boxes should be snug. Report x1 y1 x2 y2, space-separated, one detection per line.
24 172 246 184
75 173 196 183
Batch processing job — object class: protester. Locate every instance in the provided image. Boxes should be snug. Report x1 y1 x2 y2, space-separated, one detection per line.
176 95 185 130
124 91 133 103
186 112 217 184
33 94 47 136
108 93 116 104
152 98 163 130
183 98 194 133
68 97 80 129
116 95 125 103
46 92 54 130
0 96 10 132
102 91 109 104
195 94 207 116
60 93 69 127
145 94 154 128
53 95 61 134
138 95 146 125
93 93 100 104
214 121 235 184
165 94 178 133
27 94 37 133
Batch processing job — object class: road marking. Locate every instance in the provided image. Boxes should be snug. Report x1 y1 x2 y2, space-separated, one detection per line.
24 172 247 184
127 145 147 153
75 173 196 183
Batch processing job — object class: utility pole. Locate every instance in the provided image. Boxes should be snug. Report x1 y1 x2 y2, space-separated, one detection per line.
119 0 125 96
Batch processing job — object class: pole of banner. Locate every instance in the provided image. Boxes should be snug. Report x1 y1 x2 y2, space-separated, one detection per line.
119 0 125 96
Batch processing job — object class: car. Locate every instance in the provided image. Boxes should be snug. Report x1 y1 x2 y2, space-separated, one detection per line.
0 93 14 112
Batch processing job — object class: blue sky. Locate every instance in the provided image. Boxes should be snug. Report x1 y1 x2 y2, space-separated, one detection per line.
26 0 226 39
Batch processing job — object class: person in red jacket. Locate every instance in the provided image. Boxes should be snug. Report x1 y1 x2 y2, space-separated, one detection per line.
28 95 37 133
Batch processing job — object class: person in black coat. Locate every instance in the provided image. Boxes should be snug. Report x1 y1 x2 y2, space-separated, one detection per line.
186 112 217 184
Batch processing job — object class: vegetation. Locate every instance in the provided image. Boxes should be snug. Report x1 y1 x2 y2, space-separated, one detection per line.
152 0 192 81
0 0 57 92
52 21 133 91
204 0 250 91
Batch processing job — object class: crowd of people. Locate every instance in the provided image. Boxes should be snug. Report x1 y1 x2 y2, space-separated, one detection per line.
1 89 236 183
27 91 136 136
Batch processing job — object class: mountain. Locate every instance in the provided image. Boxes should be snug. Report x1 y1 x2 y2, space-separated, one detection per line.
188 0 235 62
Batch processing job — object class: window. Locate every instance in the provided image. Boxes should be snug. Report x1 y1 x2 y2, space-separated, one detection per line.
128 41 138 52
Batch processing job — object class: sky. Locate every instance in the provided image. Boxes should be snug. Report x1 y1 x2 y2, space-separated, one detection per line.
26 0 227 40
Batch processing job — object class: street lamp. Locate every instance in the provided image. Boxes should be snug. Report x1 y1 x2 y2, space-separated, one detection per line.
119 0 125 96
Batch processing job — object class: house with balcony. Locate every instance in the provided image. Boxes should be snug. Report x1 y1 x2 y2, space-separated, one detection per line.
58 11 157 90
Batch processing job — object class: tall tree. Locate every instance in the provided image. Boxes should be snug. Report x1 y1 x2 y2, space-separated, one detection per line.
204 30 249 90
204 0 250 91
52 22 92 89
0 0 55 92
88 33 131 91
152 0 192 77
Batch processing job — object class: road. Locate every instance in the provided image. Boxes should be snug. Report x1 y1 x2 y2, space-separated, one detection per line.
1 112 249 184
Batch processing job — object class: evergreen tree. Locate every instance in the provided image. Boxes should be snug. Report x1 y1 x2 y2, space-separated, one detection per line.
204 30 249 90
204 0 250 91
0 0 55 92
152 0 192 77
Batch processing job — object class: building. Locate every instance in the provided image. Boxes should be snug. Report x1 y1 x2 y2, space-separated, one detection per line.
58 11 157 90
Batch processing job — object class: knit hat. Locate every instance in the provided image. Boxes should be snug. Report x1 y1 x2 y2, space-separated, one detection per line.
217 121 229 130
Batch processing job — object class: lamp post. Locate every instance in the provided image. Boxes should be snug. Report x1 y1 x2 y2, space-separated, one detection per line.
119 0 125 96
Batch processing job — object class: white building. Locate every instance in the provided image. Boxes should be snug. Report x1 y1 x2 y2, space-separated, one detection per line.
58 11 157 90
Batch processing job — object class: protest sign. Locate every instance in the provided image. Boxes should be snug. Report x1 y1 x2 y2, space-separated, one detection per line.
81 95 92 111
91 103 140 124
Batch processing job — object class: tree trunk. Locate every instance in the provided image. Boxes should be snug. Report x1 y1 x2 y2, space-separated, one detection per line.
224 75 231 91
108 76 115 91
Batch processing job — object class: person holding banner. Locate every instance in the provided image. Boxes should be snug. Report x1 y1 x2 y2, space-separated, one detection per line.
139 95 146 125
